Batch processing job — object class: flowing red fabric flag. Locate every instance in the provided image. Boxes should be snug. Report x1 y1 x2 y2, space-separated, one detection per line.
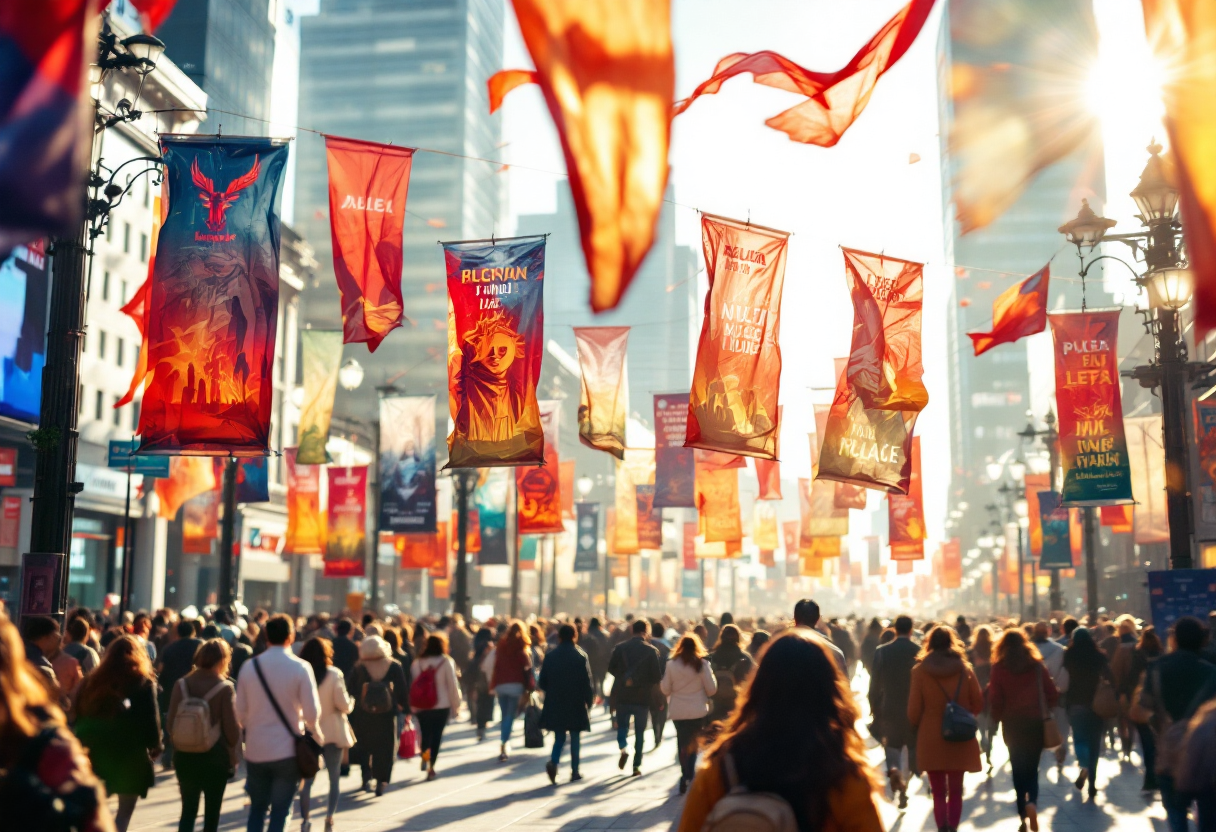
504 0 673 312
674 0 935 146
116 189 165 407
1141 1 1216 335
488 69 539 113
1100 504 1134 534
325 136 413 352
968 265 1050 356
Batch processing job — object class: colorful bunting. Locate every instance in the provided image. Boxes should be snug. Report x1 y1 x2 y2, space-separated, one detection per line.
575 326 630 459
296 330 343 464
380 395 438 533
325 466 368 577
968 265 1051 356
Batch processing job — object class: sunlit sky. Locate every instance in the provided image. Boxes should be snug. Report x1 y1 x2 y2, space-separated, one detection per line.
496 0 1166 557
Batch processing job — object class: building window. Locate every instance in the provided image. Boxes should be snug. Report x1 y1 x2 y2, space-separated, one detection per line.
98 331 106 359
105 221 112 242
94 390 103 421
101 271 110 302
133 344 140 368
121 280 129 305
140 233 148 263
132 401 140 432
112 397 121 426
116 337 124 368
123 223 131 254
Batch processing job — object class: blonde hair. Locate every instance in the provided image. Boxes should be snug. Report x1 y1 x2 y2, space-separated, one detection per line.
0 612 58 752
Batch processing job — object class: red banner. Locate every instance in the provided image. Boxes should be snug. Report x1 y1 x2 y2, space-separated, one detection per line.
696 467 742 543
516 401 563 533
560 460 575 519
0 496 19 548
968 265 1050 356
450 509 482 553
156 457 216 521
654 393 695 507
324 136 414 351
395 529 443 570
817 249 926 493
888 436 925 559
755 459 782 501
687 214 789 460
1100 504 1133 534
941 537 962 588
636 485 663 550
325 466 367 577
683 522 697 570
429 522 450 577
182 488 219 554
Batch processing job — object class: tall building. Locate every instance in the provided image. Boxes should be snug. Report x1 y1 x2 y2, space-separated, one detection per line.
293 0 505 430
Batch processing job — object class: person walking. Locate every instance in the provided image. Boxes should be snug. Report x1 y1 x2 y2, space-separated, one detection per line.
156 619 203 770
581 617 610 706
410 632 462 780
487 621 534 761
298 638 354 831
677 629 883 832
166 639 239 832
1124 625 1163 791
792 599 847 672
868 614 920 808
859 618 883 676
538 624 594 784
1062 627 1114 801
661 633 717 794
967 625 996 772
469 627 496 740
330 619 359 677
907 626 983 832
607 619 662 776
235 614 324 832
347 635 408 795
987 628 1058 832
1030 621 1069 772
649 619 671 746
74 635 162 832
707 624 754 723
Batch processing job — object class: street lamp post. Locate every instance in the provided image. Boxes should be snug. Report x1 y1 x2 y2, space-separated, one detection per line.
451 468 477 619
1019 411 1063 611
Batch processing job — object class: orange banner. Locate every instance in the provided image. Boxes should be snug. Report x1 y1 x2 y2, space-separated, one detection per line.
559 460 576 519
181 489 219 554
1100 504 1133 534
687 214 789 460
450 509 482 554
941 537 962 589
516 401 564 533
157 456 217 522
284 448 324 555
614 449 655 554
575 326 629 459
801 477 848 540
696 467 742 543
430 522 450 577
753 501 779 550
888 436 925 559
1024 472 1050 556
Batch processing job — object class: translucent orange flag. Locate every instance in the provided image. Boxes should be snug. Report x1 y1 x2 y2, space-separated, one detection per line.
116 190 166 408
499 0 673 312
1141 1 1216 334
696 467 742 544
1024 473 1051 556
888 436 925 559
1100 504 1134 534
487 69 539 113
687 214 788 459
575 326 630 459
755 458 782 500
753 501 779 550
156 456 216 521
674 0 936 146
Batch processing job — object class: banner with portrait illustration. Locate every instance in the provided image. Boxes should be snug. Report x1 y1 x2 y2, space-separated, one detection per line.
816 249 926 493
1038 490 1073 568
474 468 510 565
138 136 289 456
575 503 600 572
654 393 695 507
888 436 925 559
444 236 546 468
379 395 437 533
284 448 324 554
1049 310 1132 505
325 466 367 577
575 326 630 459
296 329 343 464
516 400 563 534
687 214 789 460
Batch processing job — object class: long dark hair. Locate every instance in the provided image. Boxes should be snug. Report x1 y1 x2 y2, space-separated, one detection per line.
1065 626 1105 669
703 631 875 830
713 624 742 651
299 637 332 687
917 625 969 665
1137 626 1163 656
77 635 154 718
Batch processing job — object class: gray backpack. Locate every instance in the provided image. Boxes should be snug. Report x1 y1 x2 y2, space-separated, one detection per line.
170 679 227 753
700 755 797 832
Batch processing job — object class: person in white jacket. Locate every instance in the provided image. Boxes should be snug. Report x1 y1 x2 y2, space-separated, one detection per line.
298 638 355 832
410 632 463 781
660 633 717 794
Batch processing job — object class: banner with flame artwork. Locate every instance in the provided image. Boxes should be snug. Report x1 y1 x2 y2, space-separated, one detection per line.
138 136 289 456
182 489 219 554
654 393 695 507
816 249 926 493
284 448 324 554
576 326 630 459
696 460 742 543
444 236 546 468
687 214 789 460
296 330 342 464
325 466 367 577
888 436 925 559
614 450 655 554
516 400 563 534
1049 310 1132 505
380 395 437 533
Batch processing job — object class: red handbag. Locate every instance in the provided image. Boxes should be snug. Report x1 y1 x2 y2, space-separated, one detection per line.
397 718 418 759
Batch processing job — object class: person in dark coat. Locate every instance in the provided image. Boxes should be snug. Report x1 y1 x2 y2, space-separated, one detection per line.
331 618 359 676
707 625 754 723
581 618 610 707
538 624 594 783
469 627 496 739
649 619 671 745
868 614 920 809
346 635 409 795
860 618 883 675
74 634 162 832
1063 627 1114 801
607 619 662 775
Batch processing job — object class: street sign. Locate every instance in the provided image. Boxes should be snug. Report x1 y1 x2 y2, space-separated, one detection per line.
106 440 170 477
1147 568 1216 632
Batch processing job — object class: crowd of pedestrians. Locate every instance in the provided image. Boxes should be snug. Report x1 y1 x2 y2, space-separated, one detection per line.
1 600 1215 832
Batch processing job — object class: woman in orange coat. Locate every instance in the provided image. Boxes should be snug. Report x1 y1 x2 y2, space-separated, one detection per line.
677 630 883 832
908 626 984 832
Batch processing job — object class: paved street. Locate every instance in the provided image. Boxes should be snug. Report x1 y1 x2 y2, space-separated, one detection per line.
108 682 1172 832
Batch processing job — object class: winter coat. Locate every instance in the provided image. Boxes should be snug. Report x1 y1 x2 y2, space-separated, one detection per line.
987 660 1058 724
907 651 984 773
581 627 610 678
537 642 594 732
316 666 356 749
660 656 717 720
607 636 662 707
488 642 533 690
346 658 409 746
74 677 161 797
869 636 919 746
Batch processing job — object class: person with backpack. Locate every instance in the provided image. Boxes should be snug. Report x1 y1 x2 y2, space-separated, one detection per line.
869 614 920 808
987 629 1058 832
410 632 462 781
661 633 717 794
607 619 662 776
469 627 496 741
346 635 408 796
156 619 204 771
1062 627 1114 801
486 621 535 762
677 629 882 832
165 639 238 832
1130 615 1216 832
907 626 983 832
538 624 594 784
298 637 354 831
707 624 754 723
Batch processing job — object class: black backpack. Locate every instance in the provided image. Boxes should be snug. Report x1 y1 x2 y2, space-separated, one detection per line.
0 728 100 832
937 675 978 743
359 668 395 715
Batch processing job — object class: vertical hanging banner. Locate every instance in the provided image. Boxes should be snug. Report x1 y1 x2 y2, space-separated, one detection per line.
1101 504 1134 533
1126 414 1169 544
782 521 800 558
575 326 630 459
812 401 866 510
1024 472 1050 556
1038 491 1073 568
888 436 925 559
237 457 270 503
560 460 576 519
817 249 927 493
1196 400 1216 524
325 466 368 577
429 522 450 578
941 538 962 588
683 522 698 570
696 467 742 543
800 477 848 540
182 490 220 554
284 448 324 554
755 458 783 500
687 214 789 460
1049 310 1133 505
654 393 696 507
614 450 656 554
474 468 510 565
444 235 546 468
324 136 414 351
379 395 438 533
451 509 482 554
753 501 779 551
155 456 217 521
574 503 600 572
516 400 563 534
635 485 663 550
138 136 289 456
867 535 881 574
296 330 343 464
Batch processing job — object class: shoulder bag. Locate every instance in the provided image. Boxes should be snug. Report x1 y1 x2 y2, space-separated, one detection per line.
936 673 978 743
1038 666 1063 750
252 658 322 779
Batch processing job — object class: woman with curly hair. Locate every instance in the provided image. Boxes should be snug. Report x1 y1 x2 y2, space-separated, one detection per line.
677 629 882 832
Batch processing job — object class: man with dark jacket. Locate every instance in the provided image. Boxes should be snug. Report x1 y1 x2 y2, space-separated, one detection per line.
607 619 661 776
538 624 594 783
868 614 920 808
649 620 671 745
581 617 610 705
332 618 359 675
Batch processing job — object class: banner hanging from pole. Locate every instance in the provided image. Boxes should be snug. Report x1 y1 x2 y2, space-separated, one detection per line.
474 468 510 565
296 330 343 464
575 326 630 459
1126 414 1170 544
696 464 742 544
1024 472 1050 556
888 436 925 559
941 537 962 588
284 448 324 554
156 456 217 521
379 395 437 533
182 489 219 554
325 466 367 576
236 457 269 503
686 213 789 460
574 503 600 572
443 235 546 468
654 393 695 507
1038 490 1072 568
614 450 655 554
516 400 564 534
635 485 663 550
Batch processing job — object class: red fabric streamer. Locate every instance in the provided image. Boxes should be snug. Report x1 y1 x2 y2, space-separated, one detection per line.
968 265 1050 356
488 69 539 113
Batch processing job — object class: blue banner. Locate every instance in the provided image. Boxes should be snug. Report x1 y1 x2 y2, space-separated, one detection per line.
681 569 701 599
0 241 47 421
106 440 171 478
237 457 269 503
475 468 509 565
574 503 599 572
1038 491 1072 568
1148 569 1216 633
379 395 437 533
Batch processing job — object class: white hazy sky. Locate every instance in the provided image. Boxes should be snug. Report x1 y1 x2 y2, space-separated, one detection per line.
497 0 1165 555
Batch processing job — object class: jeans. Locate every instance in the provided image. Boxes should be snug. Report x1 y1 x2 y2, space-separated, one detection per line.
1068 705 1103 788
497 682 525 745
550 730 581 772
1136 722 1157 785
673 718 705 783
300 744 344 821
245 757 300 832
616 703 649 765
417 708 450 766
1004 717 1044 817
926 771 964 829
1159 773 1216 832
